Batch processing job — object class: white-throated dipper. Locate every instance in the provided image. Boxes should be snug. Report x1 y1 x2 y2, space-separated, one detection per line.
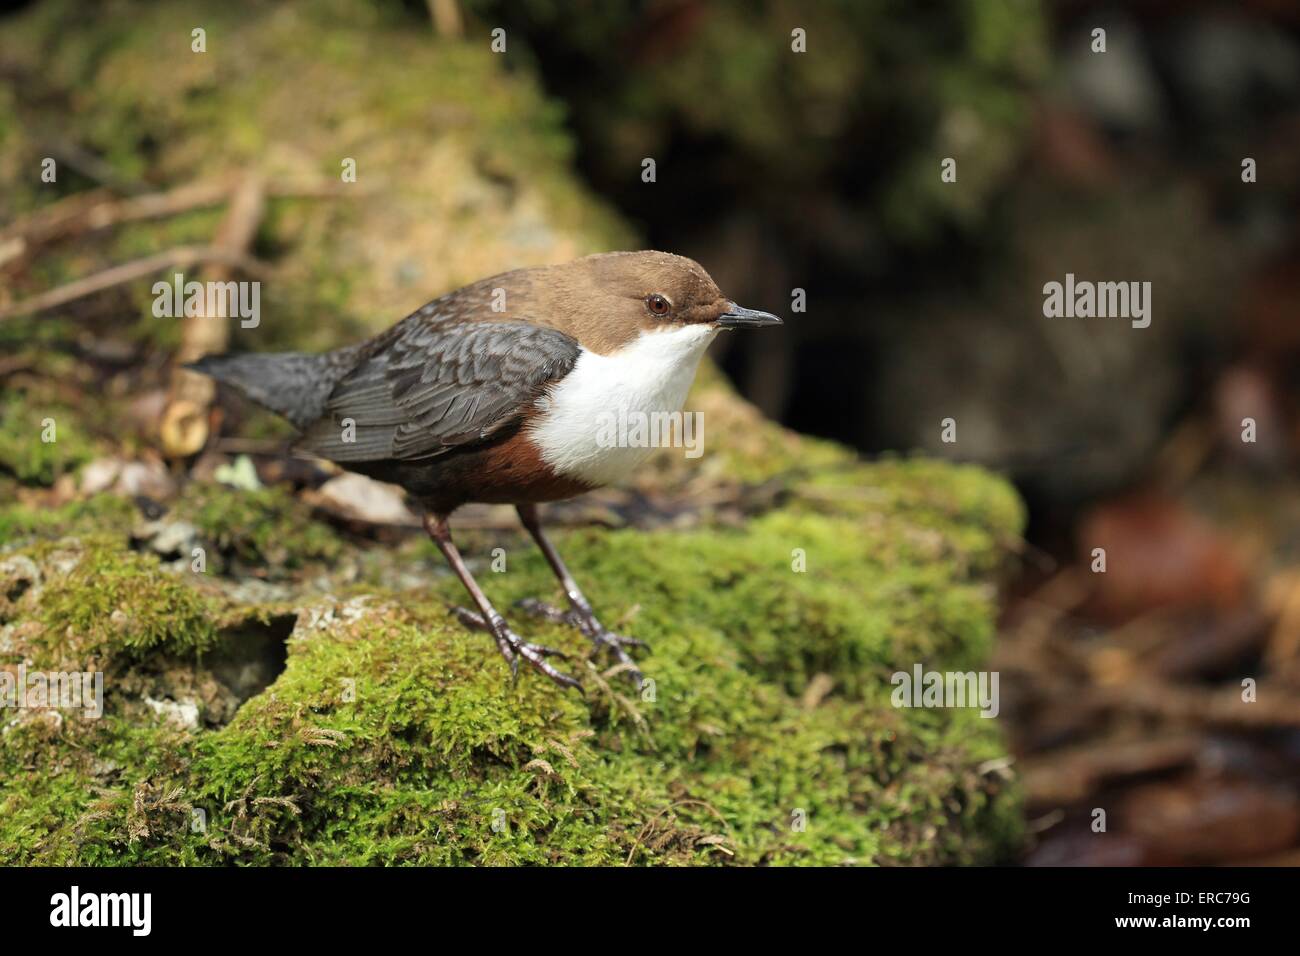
190 251 782 690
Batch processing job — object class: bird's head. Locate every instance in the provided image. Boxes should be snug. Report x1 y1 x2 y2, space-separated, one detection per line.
528 250 783 354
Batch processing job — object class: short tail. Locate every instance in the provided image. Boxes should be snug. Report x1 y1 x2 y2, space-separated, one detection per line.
186 349 357 430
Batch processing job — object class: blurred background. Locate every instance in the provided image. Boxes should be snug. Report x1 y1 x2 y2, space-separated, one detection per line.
3 0 1300 864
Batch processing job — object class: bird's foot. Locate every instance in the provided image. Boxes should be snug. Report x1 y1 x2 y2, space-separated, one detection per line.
587 630 647 688
452 607 582 692
515 598 647 687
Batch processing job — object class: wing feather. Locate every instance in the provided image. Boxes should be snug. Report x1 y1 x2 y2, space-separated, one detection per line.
294 319 580 462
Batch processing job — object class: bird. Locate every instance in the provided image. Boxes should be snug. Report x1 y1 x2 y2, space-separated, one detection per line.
189 250 783 690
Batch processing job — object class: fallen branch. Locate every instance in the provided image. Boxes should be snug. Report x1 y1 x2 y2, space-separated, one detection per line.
426 0 464 37
1020 733 1204 807
0 245 270 321
160 173 267 457
1090 679 1300 728
0 176 368 270
0 181 227 256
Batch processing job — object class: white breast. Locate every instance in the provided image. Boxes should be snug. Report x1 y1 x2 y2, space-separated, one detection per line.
528 323 718 486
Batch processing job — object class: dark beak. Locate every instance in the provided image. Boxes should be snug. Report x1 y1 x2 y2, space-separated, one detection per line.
716 302 783 328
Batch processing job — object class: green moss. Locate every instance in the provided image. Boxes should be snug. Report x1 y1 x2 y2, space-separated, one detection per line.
178 483 343 571
0 453 1024 866
34 536 218 661
0 494 137 544
0 390 98 486
171 586 1015 865
795 456 1027 574
0 713 204 865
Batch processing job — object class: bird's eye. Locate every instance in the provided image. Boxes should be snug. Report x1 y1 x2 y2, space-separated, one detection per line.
646 294 671 316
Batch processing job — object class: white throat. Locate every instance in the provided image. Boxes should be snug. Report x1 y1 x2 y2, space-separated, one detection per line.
528 323 718 486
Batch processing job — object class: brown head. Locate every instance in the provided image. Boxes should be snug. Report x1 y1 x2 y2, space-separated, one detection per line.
469 250 782 354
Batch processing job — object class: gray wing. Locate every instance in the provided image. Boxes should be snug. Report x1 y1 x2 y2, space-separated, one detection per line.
293 319 580 462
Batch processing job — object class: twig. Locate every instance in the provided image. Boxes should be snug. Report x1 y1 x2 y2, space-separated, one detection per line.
160 173 267 457
0 181 227 251
426 0 464 38
1020 733 1204 807
39 140 148 195
0 176 369 270
211 438 295 455
1090 680 1300 728
0 245 270 321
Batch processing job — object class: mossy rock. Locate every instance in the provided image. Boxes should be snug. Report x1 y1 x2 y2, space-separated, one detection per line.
1 441 1024 865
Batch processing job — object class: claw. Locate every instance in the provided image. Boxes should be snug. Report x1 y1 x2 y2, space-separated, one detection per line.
514 597 647 686
515 598 580 628
453 605 488 630
449 605 582 690
522 642 569 660
454 606 518 667
603 633 649 650
590 631 645 687
515 643 584 692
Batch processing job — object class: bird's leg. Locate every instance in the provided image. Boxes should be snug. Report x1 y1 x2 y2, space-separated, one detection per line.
515 503 646 685
423 512 581 691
